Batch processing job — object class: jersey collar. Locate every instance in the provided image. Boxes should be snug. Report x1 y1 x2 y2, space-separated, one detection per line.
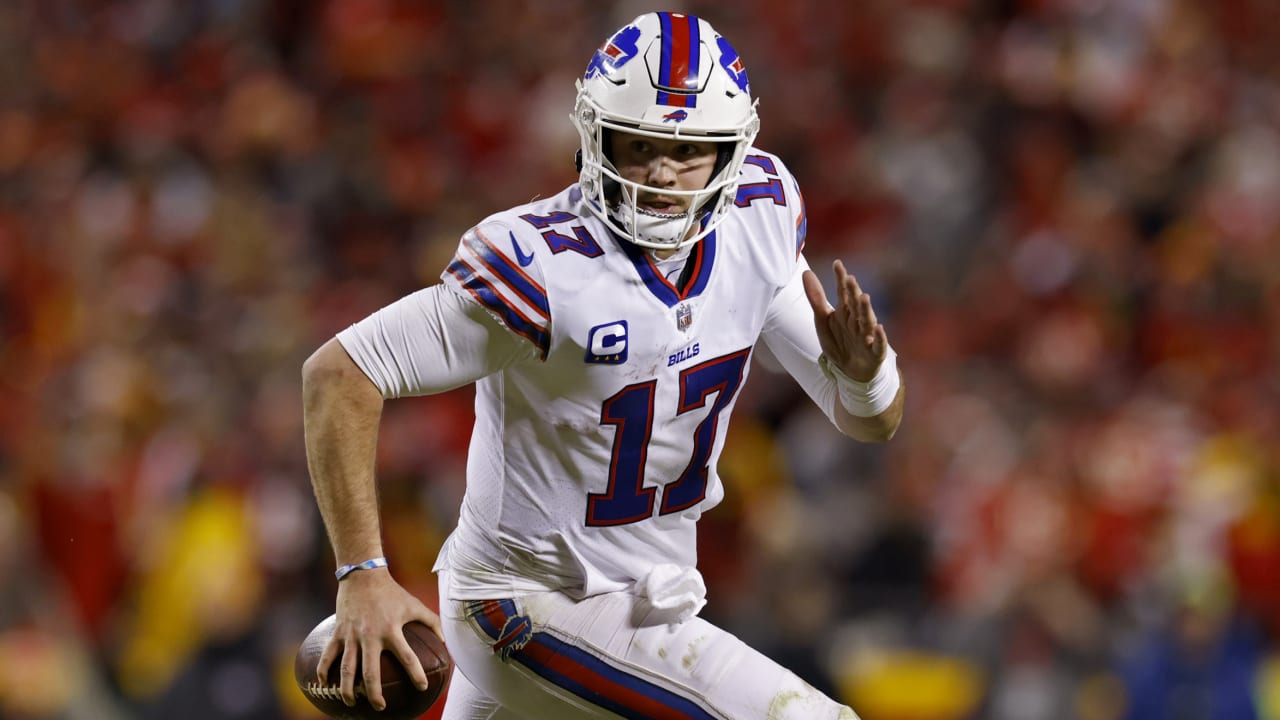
618 230 717 308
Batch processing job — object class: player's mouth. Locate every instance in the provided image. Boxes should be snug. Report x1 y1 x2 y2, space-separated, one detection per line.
637 196 686 215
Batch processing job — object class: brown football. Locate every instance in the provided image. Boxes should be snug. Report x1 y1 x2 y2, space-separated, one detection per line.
293 614 452 720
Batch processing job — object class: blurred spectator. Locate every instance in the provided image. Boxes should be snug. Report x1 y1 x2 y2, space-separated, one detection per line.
1120 569 1263 720
1 0 1277 716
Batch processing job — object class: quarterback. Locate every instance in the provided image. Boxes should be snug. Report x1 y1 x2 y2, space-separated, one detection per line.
303 11 904 720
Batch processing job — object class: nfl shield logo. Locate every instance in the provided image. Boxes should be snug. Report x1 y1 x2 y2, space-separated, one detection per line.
676 303 693 332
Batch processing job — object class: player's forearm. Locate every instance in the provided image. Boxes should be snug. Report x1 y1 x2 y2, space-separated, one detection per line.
302 338 388 565
833 372 905 442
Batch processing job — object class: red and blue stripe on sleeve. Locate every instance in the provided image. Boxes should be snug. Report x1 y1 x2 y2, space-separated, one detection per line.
444 228 551 357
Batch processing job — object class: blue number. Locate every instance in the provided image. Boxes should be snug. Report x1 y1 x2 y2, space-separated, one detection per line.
586 349 751 526
542 227 604 257
519 212 604 258
519 212 578 228
734 178 786 207
743 155 777 174
735 154 788 208
587 382 657 526
661 349 750 514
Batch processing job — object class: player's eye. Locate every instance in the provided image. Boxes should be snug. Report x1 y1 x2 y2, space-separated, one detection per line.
676 143 716 161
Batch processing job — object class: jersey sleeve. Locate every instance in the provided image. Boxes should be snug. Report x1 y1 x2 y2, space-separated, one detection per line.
758 255 842 425
337 284 538 399
738 151 808 265
440 221 552 359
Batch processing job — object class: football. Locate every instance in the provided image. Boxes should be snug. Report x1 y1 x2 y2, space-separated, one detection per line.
293 614 452 720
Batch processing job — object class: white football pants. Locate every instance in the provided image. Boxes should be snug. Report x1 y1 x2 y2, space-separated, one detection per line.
437 571 858 720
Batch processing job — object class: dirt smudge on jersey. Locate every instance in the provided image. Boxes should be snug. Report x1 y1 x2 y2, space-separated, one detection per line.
767 690 803 720
681 634 706 670
767 681 855 720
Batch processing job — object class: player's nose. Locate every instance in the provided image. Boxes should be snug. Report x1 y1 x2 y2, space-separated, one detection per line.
645 155 678 187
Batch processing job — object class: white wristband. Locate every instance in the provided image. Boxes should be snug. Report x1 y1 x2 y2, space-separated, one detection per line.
821 347 900 418
334 557 388 581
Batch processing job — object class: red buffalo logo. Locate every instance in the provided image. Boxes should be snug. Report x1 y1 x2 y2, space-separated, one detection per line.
662 109 689 123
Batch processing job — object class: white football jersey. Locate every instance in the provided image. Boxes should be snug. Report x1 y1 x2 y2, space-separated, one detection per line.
434 149 811 600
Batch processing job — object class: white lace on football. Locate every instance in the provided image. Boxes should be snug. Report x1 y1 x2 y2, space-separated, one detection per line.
304 682 367 700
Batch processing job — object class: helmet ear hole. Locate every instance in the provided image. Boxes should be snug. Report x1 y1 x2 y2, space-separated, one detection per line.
574 149 582 173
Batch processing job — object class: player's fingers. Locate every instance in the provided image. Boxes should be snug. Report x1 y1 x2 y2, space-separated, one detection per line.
415 609 447 643
339 642 360 706
833 260 851 311
390 629 431 692
803 271 841 354
871 324 889 360
850 277 868 319
362 641 386 711
802 270 833 315
859 293 878 341
316 636 342 684
844 266 863 297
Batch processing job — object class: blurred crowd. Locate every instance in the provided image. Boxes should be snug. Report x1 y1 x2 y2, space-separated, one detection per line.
1 0 1278 718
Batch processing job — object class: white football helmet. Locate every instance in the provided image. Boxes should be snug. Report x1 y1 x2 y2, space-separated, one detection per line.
573 12 760 250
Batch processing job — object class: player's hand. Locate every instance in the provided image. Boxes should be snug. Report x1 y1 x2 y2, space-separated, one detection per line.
318 569 443 710
803 259 888 382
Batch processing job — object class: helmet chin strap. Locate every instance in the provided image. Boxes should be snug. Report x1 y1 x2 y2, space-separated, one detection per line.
608 200 702 248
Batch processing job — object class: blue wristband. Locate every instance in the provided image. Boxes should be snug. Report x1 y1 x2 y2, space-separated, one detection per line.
334 557 388 581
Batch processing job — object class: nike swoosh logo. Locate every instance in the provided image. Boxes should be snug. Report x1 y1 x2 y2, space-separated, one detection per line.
510 232 535 267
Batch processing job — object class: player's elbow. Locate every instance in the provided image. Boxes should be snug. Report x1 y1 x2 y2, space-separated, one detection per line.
302 339 380 406
302 339 343 389
871 418 902 442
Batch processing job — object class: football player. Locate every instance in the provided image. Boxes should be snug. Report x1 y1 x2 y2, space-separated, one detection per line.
303 11 904 719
